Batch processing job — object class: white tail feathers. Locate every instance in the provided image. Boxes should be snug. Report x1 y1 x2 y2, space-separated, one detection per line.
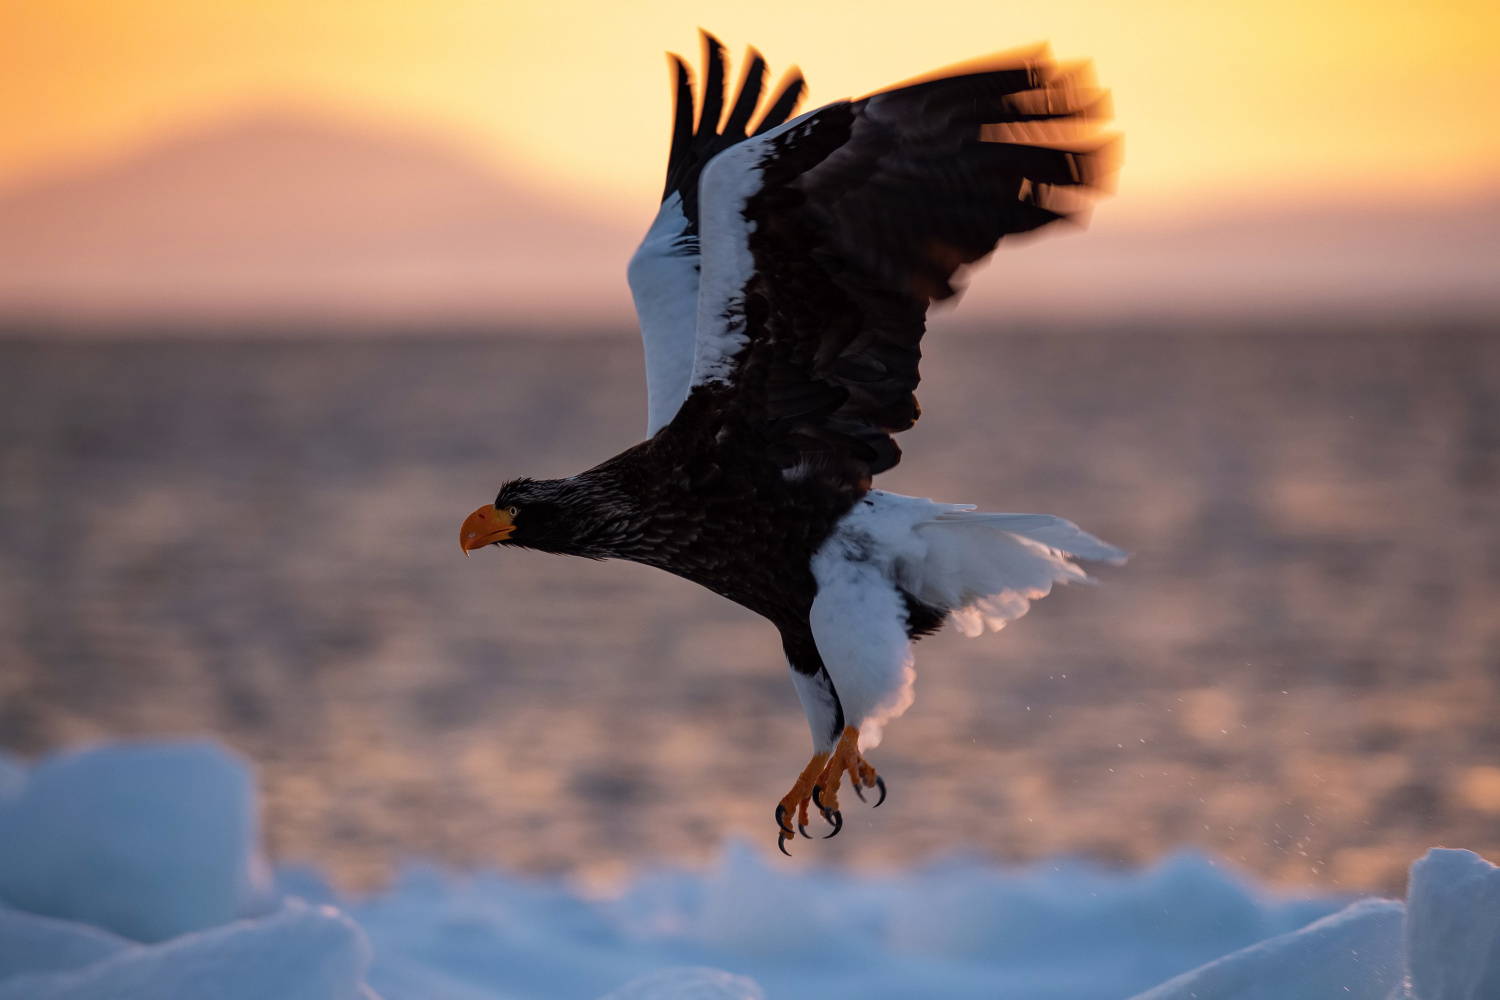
807 491 1125 743
895 508 1127 638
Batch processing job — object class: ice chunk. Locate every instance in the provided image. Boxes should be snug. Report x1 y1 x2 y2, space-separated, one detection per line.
0 740 271 942
1405 848 1500 1000
599 968 764 1000
1126 897 1405 1000
0 906 133 979
0 899 371 1000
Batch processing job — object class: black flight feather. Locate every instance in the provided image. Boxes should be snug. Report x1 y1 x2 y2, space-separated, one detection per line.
660 36 804 235
753 71 806 135
662 55 695 200
721 49 767 140
695 32 728 141
705 49 1118 482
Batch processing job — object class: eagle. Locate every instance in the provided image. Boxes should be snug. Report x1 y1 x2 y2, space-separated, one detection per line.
461 33 1126 855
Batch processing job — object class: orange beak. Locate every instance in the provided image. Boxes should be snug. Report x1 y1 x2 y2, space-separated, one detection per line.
460 504 516 555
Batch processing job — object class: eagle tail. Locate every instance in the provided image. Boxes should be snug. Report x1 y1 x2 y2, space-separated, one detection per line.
899 508 1126 638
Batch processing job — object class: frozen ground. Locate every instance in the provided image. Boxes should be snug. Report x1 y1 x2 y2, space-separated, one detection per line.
2 742 1498 999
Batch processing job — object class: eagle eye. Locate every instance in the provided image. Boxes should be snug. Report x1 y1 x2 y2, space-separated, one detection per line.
506 506 519 517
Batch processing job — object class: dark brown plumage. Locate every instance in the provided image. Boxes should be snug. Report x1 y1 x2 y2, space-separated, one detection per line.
489 389 850 672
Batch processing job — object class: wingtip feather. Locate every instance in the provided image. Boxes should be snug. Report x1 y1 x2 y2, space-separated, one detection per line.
696 30 729 137
663 53 697 199
753 67 807 135
723 47 768 139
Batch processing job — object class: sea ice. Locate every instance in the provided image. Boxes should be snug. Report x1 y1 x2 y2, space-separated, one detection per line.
0 906 132 979
0 740 1498 1000
1126 897 1405 1000
1404 848 1500 1000
0 900 371 1000
341 839 1350 1000
0 741 270 942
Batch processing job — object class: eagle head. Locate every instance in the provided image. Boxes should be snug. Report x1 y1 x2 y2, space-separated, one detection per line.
460 476 613 556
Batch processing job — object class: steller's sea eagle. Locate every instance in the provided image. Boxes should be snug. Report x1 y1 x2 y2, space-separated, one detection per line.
461 33 1126 855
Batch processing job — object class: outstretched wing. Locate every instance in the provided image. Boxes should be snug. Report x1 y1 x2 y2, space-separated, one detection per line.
628 34 806 436
681 47 1117 488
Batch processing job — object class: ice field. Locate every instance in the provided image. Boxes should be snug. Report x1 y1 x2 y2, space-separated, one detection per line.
1 741 1498 1000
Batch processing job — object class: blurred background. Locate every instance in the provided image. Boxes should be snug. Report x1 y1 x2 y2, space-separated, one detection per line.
0 1 1497 896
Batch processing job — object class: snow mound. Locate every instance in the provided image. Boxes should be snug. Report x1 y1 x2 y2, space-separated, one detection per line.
0 740 1498 1000
1405 848 1500 1000
0 740 270 942
0 907 132 979
1128 897 1405 1000
0 899 370 1000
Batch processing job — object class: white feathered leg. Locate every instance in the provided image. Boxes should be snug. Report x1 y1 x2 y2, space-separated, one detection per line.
809 552 917 752
786 663 843 754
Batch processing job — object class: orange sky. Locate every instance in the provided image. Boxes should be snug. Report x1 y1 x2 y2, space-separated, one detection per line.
3 0 1498 225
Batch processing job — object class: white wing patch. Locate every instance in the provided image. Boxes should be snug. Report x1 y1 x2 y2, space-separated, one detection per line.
690 137 769 388
810 491 1126 746
629 108 819 425
627 192 701 436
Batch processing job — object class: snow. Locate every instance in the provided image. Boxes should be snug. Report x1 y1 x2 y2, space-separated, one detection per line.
0 741 271 942
0 740 1496 1000
0 900 370 1000
0 908 132 979
1128 898 1405 1000
1404 849 1500 1000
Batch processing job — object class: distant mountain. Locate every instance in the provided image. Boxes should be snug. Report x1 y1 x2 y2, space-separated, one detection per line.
0 109 1494 333
0 112 642 330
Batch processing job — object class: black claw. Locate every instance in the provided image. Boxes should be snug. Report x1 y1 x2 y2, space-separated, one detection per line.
798 821 811 839
873 775 887 808
775 803 794 838
823 809 843 838
778 832 792 857
853 782 867 803
812 784 842 827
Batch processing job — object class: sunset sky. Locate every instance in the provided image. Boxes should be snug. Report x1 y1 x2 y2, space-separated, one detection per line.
4 0 1498 226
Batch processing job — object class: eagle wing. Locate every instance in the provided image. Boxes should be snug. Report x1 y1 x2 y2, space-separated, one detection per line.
627 34 806 437
680 46 1117 488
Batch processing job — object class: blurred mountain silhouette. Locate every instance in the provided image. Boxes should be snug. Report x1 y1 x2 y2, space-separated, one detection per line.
0 111 641 330
0 109 1495 332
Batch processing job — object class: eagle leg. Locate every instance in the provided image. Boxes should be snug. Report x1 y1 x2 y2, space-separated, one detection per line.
808 726 883 839
776 750 830 854
775 727 885 852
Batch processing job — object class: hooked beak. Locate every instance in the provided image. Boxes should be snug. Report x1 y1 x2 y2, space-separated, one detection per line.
460 504 515 555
